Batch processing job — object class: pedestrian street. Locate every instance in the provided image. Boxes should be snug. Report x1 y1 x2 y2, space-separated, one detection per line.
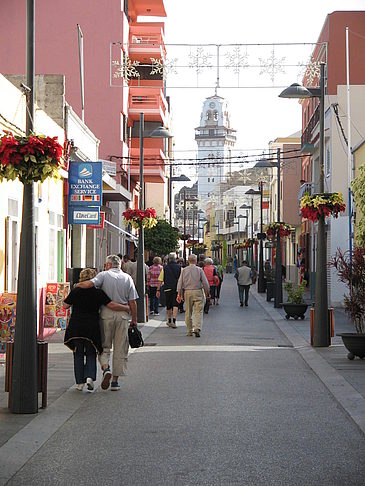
2 275 365 486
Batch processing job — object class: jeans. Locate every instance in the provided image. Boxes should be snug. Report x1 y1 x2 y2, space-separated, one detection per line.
73 339 97 384
149 287 159 314
238 284 250 305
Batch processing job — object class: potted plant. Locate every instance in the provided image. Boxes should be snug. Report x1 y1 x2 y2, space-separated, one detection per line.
329 247 365 360
283 280 308 320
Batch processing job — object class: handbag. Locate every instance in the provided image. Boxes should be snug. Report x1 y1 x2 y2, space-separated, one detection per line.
128 324 144 348
159 284 166 307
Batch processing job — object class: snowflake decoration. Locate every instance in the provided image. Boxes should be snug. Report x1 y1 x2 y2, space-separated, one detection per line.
150 57 177 80
188 47 213 75
259 48 285 83
112 55 140 81
299 57 321 85
225 46 249 75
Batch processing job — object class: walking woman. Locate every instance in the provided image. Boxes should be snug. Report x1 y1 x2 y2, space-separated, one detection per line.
203 257 218 313
63 268 130 392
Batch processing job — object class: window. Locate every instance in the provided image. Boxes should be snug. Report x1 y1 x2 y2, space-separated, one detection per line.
208 178 210 182
212 178 215 182
213 110 219 121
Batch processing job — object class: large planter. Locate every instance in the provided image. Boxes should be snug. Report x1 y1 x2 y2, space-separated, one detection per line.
266 281 275 302
337 333 365 360
282 302 308 320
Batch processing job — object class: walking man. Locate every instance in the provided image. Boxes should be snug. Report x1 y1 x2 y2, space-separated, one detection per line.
177 254 210 338
76 254 138 391
235 259 253 307
156 252 181 328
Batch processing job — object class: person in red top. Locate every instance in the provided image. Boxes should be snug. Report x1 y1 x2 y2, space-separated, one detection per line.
203 257 218 313
147 256 163 315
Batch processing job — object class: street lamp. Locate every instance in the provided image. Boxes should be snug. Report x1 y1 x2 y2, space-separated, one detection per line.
183 191 198 262
137 114 172 323
246 184 265 293
279 62 329 347
255 148 282 308
169 174 190 225
240 202 254 268
11 0 38 414
237 213 249 266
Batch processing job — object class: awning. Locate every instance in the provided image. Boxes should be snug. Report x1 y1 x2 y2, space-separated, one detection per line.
104 219 138 242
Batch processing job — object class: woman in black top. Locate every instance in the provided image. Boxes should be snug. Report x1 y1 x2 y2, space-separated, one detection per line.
63 268 129 392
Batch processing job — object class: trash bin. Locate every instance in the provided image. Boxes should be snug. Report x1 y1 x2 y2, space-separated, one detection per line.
5 341 48 409
226 264 232 273
310 307 335 346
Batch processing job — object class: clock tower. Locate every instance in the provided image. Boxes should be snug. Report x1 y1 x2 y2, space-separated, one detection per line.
195 95 236 207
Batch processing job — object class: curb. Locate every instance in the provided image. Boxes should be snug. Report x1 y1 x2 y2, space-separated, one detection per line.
252 289 365 436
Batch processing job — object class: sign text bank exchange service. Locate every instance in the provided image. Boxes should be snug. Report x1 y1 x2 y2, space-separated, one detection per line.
68 162 102 225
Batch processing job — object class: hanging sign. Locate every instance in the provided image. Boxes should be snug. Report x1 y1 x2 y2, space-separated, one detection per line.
69 207 100 225
68 161 102 206
87 212 105 229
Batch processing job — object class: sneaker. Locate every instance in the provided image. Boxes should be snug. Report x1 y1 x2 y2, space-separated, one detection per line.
168 320 177 328
110 381 120 391
150 311 154 316
76 383 84 391
101 368 112 390
240 302 243 307
245 303 248 307
194 330 201 338
154 312 160 316
186 331 193 336
86 377 94 391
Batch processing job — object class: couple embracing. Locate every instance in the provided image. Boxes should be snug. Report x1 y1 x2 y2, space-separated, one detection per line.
63 255 138 392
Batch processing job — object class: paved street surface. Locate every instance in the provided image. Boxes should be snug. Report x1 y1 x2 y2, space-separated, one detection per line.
1 275 365 485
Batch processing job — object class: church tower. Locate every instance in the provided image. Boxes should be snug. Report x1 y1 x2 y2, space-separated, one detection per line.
195 95 236 206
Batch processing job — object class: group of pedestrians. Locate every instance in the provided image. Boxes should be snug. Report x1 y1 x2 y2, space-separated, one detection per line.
63 251 256 391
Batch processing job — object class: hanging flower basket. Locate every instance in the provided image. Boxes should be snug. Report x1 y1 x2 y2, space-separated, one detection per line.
265 222 292 239
186 239 199 248
300 192 346 222
194 243 207 252
123 207 157 229
0 131 64 183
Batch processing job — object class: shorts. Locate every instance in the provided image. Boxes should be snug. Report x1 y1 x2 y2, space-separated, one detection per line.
165 289 178 310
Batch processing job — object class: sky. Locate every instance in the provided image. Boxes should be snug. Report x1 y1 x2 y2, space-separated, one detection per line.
159 0 365 182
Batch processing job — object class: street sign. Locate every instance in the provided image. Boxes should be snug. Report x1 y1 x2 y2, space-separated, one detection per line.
68 161 102 207
87 212 105 229
69 207 100 225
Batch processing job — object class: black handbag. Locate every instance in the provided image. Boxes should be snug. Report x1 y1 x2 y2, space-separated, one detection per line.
128 324 144 348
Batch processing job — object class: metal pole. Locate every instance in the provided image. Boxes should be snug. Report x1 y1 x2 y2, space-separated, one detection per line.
258 182 265 292
136 113 146 323
183 189 186 263
169 162 172 225
251 200 254 269
313 63 329 346
11 0 38 414
274 148 283 308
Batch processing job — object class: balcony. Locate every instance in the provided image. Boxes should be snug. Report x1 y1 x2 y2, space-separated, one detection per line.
128 87 168 125
129 23 166 62
129 147 167 183
128 1 167 22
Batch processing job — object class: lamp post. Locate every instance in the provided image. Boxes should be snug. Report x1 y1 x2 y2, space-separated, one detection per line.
255 148 282 308
11 0 38 414
279 62 329 347
212 223 220 261
238 213 249 266
169 174 190 225
246 184 265 292
183 191 198 262
240 202 254 268
136 114 172 323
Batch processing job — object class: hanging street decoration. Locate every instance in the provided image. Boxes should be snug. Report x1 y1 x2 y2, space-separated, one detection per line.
110 41 327 89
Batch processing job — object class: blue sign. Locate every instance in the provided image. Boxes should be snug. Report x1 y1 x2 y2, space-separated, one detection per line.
69 206 100 225
68 161 102 207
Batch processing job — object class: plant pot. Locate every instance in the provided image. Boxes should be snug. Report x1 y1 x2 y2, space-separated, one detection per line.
337 333 365 360
282 302 308 320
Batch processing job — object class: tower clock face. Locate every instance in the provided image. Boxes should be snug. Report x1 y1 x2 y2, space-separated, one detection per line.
209 102 215 108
